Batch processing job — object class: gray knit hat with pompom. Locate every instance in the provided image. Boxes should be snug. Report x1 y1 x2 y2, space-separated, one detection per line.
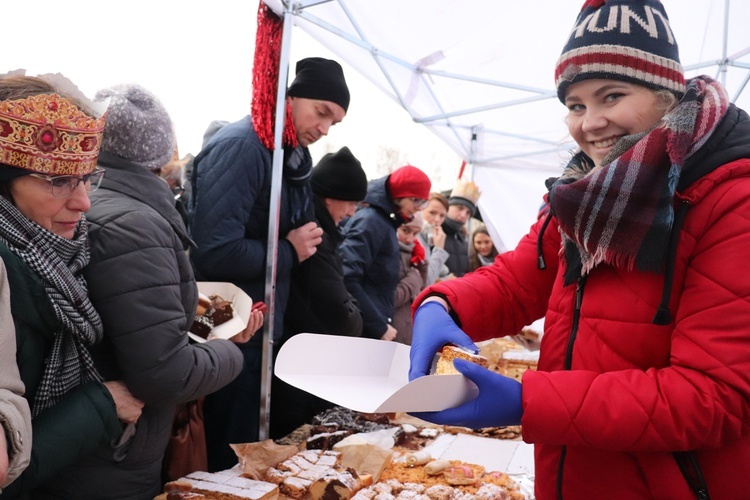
95 84 175 170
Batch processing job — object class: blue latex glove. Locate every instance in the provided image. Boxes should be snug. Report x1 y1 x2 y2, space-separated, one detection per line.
409 301 478 381
410 358 523 428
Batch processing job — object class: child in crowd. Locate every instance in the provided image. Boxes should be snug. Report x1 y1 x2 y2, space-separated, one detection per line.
393 213 428 345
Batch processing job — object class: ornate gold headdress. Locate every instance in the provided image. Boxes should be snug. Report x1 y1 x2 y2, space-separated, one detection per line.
450 179 482 206
0 93 105 176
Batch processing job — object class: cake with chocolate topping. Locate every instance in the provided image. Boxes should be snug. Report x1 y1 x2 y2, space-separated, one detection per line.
189 293 235 339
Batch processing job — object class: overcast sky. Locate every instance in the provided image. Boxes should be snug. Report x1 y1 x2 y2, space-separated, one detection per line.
5 0 748 193
4 0 463 188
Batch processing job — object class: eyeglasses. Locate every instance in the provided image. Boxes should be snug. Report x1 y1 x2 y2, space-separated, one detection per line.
411 198 429 210
28 168 105 198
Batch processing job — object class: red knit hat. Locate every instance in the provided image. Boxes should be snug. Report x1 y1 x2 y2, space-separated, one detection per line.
387 165 431 200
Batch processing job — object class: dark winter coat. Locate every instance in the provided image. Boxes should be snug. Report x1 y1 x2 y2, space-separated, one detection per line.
189 116 313 342
0 244 122 499
416 104 750 499
339 177 402 339
35 153 244 500
442 217 469 277
187 116 314 470
283 195 362 339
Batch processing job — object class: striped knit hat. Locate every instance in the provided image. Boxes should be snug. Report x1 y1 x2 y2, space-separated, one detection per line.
555 0 685 103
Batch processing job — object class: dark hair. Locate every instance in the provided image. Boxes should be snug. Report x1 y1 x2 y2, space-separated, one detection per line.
428 192 449 211
468 225 498 272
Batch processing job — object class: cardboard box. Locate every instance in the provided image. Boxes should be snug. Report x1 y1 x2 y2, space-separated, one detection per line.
189 282 253 343
274 333 479 413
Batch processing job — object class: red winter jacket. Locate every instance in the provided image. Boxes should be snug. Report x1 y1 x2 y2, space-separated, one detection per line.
416 157 750 499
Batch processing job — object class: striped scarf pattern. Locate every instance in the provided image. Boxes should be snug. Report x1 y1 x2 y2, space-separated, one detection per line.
0 196 103 416
549 76 729 284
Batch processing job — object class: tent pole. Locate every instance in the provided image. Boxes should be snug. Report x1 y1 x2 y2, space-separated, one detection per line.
720 0 730 86
467 127 478 239
260 0 295 441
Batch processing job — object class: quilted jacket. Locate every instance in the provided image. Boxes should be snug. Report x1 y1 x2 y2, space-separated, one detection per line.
416 104 750 499
33 154 244 499
339 176 403 339
189 116 313 342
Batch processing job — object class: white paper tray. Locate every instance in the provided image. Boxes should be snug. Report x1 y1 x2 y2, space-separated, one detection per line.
275 333 479 413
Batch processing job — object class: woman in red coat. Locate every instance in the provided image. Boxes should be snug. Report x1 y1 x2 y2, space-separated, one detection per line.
409 1 750 498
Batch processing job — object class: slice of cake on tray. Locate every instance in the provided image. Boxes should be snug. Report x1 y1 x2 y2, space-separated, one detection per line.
163 469 278 500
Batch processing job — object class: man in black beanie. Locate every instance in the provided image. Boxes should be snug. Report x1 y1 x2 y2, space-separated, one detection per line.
188 57 351 470
270 146 367 439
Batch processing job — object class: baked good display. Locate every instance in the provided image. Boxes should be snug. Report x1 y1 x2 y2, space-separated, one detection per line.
435 346 489 375
160 406 532 499
189 293 235 339
264 449 371 499
306 429 353 451
479 338 539 382
366 459 524 500
310 408 394 435
163 469 279 499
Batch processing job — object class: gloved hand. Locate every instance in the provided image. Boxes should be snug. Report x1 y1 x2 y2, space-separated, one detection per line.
410 239 426 266
409 359 523 428
409 301 478 381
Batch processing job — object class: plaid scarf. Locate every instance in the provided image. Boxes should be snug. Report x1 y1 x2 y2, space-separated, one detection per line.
0 196 103 416
548 76 729 285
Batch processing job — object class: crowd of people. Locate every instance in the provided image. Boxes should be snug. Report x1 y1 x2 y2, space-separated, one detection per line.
1 0 749 498
0 57 493 498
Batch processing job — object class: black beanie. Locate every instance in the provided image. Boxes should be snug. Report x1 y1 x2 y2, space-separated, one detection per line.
311 147 367 201
287 57 350 112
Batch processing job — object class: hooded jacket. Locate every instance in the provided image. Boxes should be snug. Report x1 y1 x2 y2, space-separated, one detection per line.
339 176 403 339
416 104 750 499
36 153 244 499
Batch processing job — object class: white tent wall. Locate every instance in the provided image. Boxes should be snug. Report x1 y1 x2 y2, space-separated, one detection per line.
266 0 750 248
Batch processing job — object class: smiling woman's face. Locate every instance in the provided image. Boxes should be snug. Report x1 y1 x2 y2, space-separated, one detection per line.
565 79 669 167
9 175 91 239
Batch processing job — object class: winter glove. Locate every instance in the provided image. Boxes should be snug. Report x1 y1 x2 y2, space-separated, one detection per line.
410 239 426 266
409 358 523 428
409 301 478 381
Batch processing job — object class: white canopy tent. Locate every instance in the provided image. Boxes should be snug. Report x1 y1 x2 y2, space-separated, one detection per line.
264 0 750 250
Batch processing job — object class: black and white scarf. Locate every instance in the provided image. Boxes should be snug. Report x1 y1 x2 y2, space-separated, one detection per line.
0 196 103 416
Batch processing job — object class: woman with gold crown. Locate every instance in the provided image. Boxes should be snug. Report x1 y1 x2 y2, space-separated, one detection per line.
408 0 750 497
0 73 144 498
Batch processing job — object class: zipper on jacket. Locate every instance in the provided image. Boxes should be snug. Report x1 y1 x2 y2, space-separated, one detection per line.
674 451 711 499
557 275 587 499
564 276 586 370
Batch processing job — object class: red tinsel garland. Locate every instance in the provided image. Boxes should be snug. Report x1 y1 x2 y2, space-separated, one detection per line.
252 1 298 149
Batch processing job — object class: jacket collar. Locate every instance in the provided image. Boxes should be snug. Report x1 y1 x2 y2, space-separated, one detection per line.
312 195 342 244
96 151 193 249
363 176 407 229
